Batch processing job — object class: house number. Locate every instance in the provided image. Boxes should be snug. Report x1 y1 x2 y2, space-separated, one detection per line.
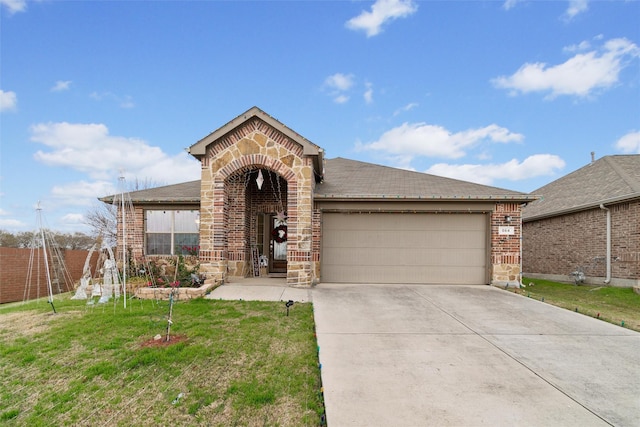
498 226 515 235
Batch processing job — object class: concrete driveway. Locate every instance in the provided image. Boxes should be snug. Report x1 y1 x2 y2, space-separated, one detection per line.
313 284 640 427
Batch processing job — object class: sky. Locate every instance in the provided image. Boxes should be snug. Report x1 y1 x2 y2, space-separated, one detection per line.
1 0 639 234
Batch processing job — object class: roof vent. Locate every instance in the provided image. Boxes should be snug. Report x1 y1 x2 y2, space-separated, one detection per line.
591 151 595 163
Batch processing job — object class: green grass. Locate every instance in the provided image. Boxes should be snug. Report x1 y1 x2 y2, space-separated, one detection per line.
520 277 640 331
0 295 325 426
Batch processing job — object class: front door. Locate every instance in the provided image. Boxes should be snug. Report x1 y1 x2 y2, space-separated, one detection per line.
269 215 287 274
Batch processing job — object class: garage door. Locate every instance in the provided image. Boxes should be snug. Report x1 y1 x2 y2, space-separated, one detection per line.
321 213 487 284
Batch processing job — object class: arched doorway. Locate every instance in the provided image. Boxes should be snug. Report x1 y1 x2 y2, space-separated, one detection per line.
225 167 288 277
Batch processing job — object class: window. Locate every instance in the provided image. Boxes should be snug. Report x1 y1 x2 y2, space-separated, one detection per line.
146 210 199 255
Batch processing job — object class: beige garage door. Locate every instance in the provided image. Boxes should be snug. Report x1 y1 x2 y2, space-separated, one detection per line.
321 212 487 284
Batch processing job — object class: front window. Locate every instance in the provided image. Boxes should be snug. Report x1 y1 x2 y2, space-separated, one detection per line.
145 210 199 255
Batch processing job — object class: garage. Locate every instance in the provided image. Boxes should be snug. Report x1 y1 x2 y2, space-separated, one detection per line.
321 212 488 284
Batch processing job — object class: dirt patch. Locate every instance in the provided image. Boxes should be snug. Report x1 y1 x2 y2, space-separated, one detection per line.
139 334 188 348
0 310 81 338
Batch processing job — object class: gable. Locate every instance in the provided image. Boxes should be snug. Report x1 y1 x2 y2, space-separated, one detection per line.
523 155 640 221
188 106 324 178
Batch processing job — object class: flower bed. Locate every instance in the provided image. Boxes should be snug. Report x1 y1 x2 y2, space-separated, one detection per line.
134 281 219 300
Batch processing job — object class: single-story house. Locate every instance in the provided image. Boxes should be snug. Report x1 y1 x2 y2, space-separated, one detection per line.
104 107 537 287
522 154 640 287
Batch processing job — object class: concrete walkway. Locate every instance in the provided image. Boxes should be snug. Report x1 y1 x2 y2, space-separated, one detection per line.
205 277 312 303
207 281 640 426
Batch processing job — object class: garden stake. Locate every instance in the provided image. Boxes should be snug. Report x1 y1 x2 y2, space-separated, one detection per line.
166 290 175 342
48 299 57 314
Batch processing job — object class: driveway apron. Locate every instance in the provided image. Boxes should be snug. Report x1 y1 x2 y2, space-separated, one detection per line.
313 284 640 427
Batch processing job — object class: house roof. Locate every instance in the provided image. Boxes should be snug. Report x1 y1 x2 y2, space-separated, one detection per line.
99 180 201 205
315 158 534 202
523 155 640 221
100 157 536 205
187 106 324 176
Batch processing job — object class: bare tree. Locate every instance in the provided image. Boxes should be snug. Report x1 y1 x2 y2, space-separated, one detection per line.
84 178 166 247
0 230 19 247
0 229 94 249
84 201 117 247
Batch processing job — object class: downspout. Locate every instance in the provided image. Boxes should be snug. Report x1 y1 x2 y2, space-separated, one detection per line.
599 204 611 284
519 205 525 288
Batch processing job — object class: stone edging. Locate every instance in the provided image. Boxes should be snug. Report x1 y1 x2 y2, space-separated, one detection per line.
134 282 219 300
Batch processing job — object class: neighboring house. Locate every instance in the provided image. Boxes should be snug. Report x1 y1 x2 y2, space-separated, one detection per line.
103 107 535 287
523 155 640 287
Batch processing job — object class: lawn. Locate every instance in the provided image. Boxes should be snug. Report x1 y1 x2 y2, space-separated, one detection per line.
519 277 640 332
0 295 325 426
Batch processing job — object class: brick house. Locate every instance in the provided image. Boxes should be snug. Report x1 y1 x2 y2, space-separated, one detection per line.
523 155 640 287
105 107 535 287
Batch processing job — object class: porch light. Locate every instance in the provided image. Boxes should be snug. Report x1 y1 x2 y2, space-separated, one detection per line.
256 170 264 190
504 215 512 223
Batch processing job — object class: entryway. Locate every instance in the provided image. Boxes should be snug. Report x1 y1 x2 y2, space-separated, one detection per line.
256 212 288 277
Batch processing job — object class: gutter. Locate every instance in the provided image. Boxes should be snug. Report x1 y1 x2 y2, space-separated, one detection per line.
313 194 538 203
523 192 640 222
600 204 611 284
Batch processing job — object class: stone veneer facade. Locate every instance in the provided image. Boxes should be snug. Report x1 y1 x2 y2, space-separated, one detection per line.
196 117 317 287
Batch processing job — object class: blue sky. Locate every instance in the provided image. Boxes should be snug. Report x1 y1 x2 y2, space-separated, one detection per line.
1 0 639 234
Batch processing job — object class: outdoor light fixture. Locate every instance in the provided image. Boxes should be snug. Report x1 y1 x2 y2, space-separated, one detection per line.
256 170 264 190
285 300 294 316
504 215 513 223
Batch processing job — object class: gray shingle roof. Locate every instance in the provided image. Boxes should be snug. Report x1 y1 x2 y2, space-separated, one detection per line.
99 180 201 204
100 157 536 204
523 155 640 221
315 158 533 201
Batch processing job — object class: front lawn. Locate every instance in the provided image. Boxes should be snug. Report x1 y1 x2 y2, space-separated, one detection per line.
519 277 640 332
0 295 324 426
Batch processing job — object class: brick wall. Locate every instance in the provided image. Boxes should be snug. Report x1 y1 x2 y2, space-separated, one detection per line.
490 202 522 285
115 206 145 260
523 201 640 284
0 248 98 304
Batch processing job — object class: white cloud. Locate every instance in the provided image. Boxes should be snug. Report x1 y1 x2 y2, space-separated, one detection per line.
50 180 117 206
90 91 135 109
334 94 350 104
357 122 524 162
325 73 354 91
30 122 200 184
0 89 17 112
393 102 419 116
502 0 522 11
346 0 417 37
492 37 640 98
0 0 27 14
563 40 591 53
0 217 26 228
51 80 72 92
564 0 589 21
364 82 374 104
426 155 566 186
324 73 355 104
60 212 86 224
615 131 640 154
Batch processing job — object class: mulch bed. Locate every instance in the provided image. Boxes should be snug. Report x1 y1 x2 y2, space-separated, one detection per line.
139 334 188 348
